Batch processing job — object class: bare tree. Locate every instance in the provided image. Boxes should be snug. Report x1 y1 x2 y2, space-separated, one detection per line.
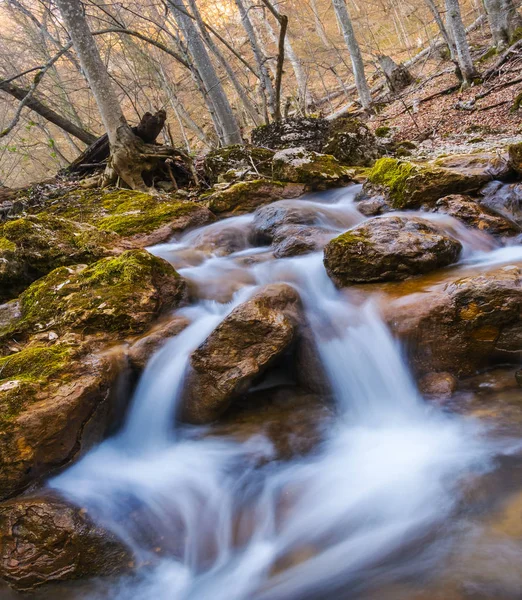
423 0 457 58
483 0 522 48
331 0 372 110
444 0 479 85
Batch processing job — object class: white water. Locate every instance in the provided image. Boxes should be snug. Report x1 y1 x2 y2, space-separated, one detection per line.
50 185 520 599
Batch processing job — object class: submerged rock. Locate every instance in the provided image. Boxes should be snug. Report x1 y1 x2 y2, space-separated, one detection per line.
0 214 118 303
203 145 275 184
44 188 214 246
387 265 522 376
364 158 487 209
324 216 462 286
272 148 353 189
0 249 187 346
479 181 522 228
418 372 458 399
0 493 131 591
434 194 519 235
203 179 305 217
181 284 301 424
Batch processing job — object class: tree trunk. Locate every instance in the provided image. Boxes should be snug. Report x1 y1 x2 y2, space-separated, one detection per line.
445 0 480 85
235 0 277 120
378 55 413 93
310 0 332 47
423 0 457 58
167 0 243 145
483 0 522 47
331 0 372 110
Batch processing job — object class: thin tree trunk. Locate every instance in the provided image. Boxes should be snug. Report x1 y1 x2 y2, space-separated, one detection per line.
424 0 457 58
168 0 243 145
309 0 332 47
445 0 480 84
331 0 372 110
483 0 522 47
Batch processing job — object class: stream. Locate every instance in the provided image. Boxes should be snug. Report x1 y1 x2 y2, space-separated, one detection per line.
38 185 522 599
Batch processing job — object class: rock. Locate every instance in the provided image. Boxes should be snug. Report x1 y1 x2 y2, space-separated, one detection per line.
272 225 333 258
190 219 254 256
202 145 275 184
355 193 391 216
479 181 522 228
0 250 187 347
516 369 522 387
203 180 305 217
46 188 214 246
434 194 519 235
387 265 522 376
127 315 190 371
435 152 513 182
252 117 330 152
508 141 522 175
0 346 125 499
323 216 462 286
272 148 354 189
364 158 488 209
180 284 301 424
0 493 131 591
322 117 384 166
0 215 119 303
418 372 458 399
253 203 319 243
378 55 413 93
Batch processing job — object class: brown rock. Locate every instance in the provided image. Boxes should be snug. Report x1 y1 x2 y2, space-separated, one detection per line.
272 225 332 258
387 265 522 376
0 493 131 591
324 216 462 286
435 153 513 182
180 284 301 424
418 372 458 399
479 181 522 228
253 203 319 243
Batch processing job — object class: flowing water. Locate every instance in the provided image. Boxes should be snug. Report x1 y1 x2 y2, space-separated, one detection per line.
46 185 522 600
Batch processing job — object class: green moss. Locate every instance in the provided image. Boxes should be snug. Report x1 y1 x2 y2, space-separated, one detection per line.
205 180 287 214
367 158 418 208
375 126 391 137
330 229 369 247
0 237 16 252
510 26 522 44
479 46 498 62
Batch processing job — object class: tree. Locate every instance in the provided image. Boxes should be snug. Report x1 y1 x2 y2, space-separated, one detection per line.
331 0 372 111
167 0 243 145
423 0 457 59
483 0 522 48
54 0 157 190
444 0 479 85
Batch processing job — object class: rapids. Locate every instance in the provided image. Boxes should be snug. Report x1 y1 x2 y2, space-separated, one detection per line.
47 185 521 600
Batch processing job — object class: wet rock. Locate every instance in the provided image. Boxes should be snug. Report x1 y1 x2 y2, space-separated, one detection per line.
322 116 384 166
355 194 391 216
127 315 190 371
272 148 354 189
203 180 305 217
418 372 458 399
251 117 330 152
44 188 214 246
0 249 187 347
0 215 119 303
181 284 301 424
272 225 333 258
479 181 522 228
364 158 488 210
324 216 462 286
0 346 125 500
435 153 513 182
0 493 132 591
203 145 275 184
190 220 254 256
387 265 522 376
434 194 519 235
253 203 319 243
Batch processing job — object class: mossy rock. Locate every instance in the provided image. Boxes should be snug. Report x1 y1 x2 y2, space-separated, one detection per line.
322 117 384 166
41 189 214 245
251 118 330 152
203 145 275 184
508 142 522 175
0 249 187 347
0 214 118 303
203 179 305 217
375 126 392 138
272 148 354 189
365 158 487 209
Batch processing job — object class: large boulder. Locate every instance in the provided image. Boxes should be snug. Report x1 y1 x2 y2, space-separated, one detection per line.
387 265 522 376
0 214 119 303
0 494 131 591
180 284 301 424
272 148 353 189
434 194 520 235
434 153 513 182
203 179 305 217
44 189 214 246
324 216 462 286
479 181 522 228
364 158 488 209
202 145 275 184
252 117 330 152
0 249 187 347
322 116 385 166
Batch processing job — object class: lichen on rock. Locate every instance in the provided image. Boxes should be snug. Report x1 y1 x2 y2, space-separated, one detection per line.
203 145 275 184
